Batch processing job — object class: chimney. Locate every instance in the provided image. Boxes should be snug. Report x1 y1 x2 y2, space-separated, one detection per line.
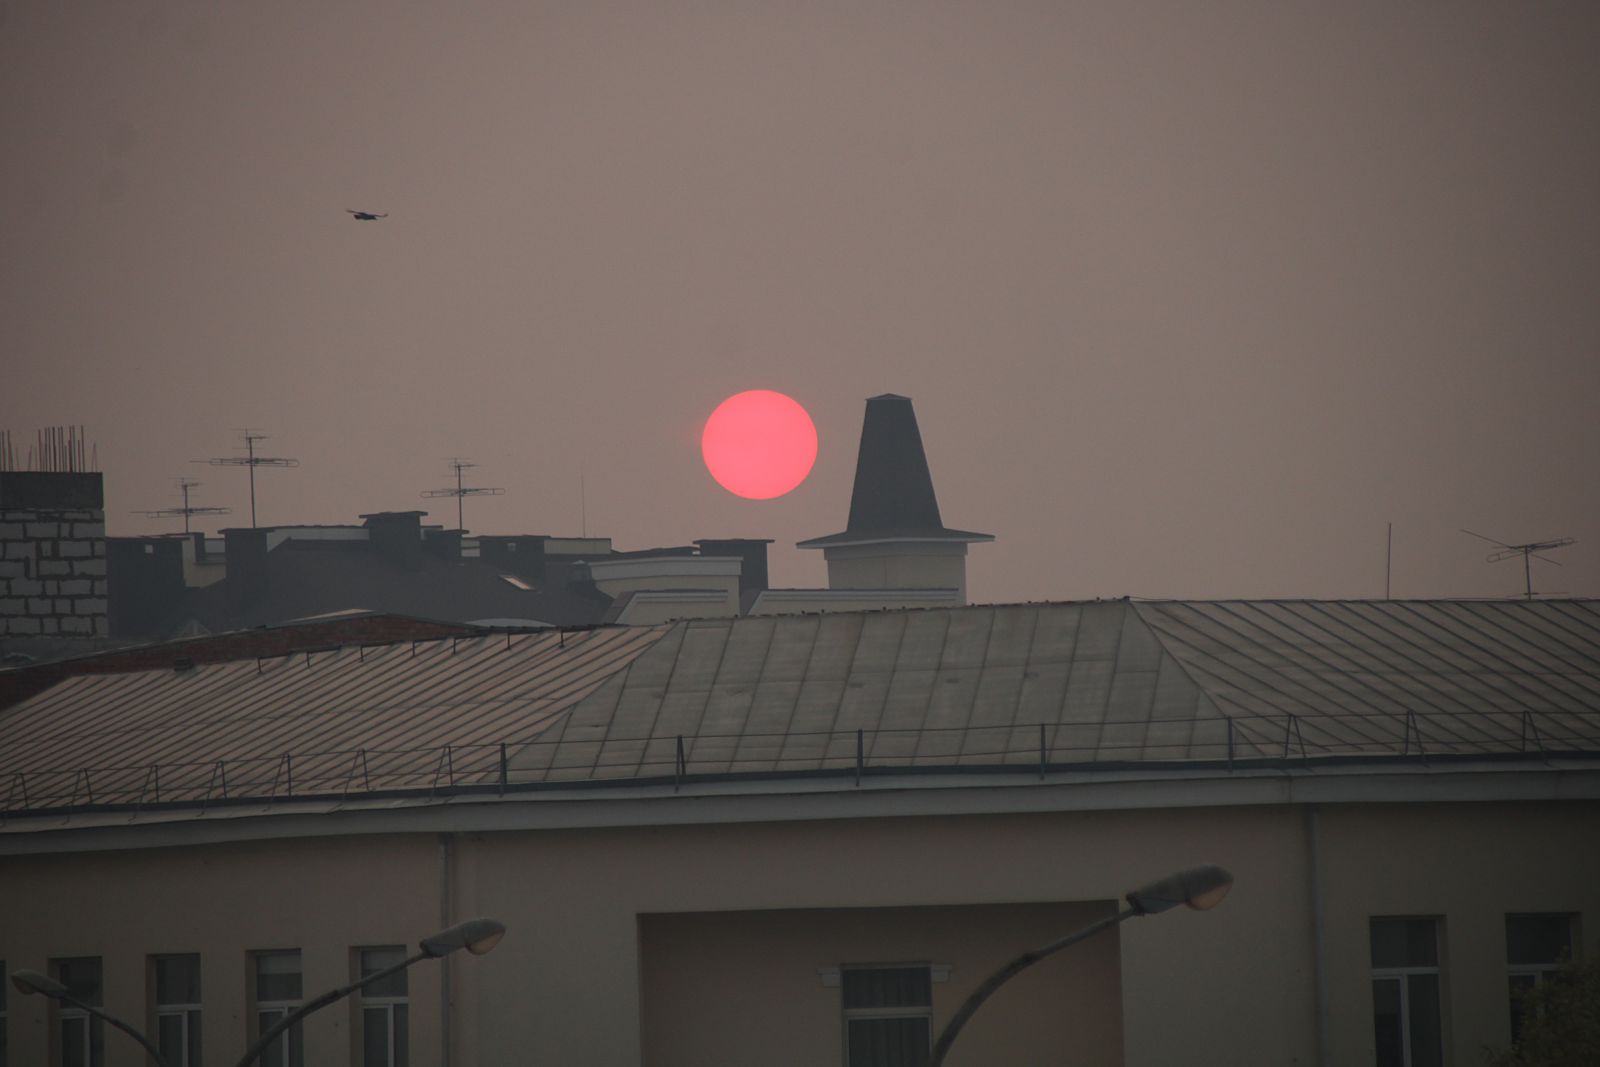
797 394 993 601
361 511 426 570
695 538 773 596
222 527 270 615
423 526 463 561
105 537 187 638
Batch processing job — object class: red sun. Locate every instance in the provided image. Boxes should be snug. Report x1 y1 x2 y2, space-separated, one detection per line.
702 390 818 500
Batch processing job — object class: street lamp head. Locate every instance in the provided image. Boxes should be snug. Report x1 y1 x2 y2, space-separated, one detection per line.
1125 864 1234 916
10 969 68 998
420 918 507 958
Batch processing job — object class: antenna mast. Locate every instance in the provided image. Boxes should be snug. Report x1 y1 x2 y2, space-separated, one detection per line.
138 478 231 534
422 458 505 531
1461 529 1576 600
199 430 299 528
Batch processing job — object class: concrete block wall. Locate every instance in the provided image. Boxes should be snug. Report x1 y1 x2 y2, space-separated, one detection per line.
0 473 108 637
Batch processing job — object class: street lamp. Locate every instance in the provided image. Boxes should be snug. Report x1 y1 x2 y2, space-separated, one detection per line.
234 918 506 1067
9 969 172 1067
929 865 1233 1067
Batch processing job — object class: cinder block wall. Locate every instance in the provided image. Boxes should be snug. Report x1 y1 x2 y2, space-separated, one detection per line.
0 472 107 637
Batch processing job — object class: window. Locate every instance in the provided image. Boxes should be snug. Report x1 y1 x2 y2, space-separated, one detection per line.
841 965 932 1067
49 957 103 1067
252 951 303 1067
355 947 408 1067
1370 918 1443 1067
2 957 8 1067
153 955 202 1067
1506 913 1575 1043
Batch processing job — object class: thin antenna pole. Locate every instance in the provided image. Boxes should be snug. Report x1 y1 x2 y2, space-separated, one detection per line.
247 432 257 527
1524 549 1532 601
198 431 298 529
580 470 587 538
1385 523 1392 600
420 459 503 532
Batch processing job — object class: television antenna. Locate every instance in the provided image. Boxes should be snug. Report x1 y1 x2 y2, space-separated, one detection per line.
137 478 231 533
1460 529 1576 600
197 430 299 528
422 458 505 531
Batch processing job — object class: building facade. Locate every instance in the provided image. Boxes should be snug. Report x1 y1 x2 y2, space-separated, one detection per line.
2 599 1597 1066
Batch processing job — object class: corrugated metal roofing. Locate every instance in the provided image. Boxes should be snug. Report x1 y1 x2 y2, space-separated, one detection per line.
3 600 1598 816
0 626 668 810
513 600 1600 782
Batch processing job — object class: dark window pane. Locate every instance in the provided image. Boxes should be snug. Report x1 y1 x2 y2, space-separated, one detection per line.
189 1010 202 1067
2 1018 8 1067
156 955 202 1005
847 1017 930 1067
1371 918 1437 969
363 1007 389 1067
1507 915 1572 966
1408 973 1443 1067
258 1012 285 1067
259 1010 299 1067
255 953 301 1002
52 958 103 1006
157 1014 184 1060
1372 978 1404 1067
360 948 408 999
842 968 932 1010
62 1018 88 1067
394 1004 408 1067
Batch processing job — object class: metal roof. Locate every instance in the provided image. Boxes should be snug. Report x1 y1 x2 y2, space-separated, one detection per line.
0 625 668 812
3 600 1598 819
515 600 1600 784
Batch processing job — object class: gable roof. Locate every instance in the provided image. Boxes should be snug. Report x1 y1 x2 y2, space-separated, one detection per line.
2 600 1597 820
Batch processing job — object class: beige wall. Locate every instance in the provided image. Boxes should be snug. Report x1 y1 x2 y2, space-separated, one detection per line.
822 542 971 600
640 902 1123 1067
745 589 963 615
0 834 447 1067
1317 801 1600 1065
455 806 1316 1066
1 798 1595 1066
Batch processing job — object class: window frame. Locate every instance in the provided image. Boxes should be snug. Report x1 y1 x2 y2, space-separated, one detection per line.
353 946 409 1067
838 963 934 1067
1369 917 1445 1067
250 951 303 1067
1505 912 1578 1042
151 954 202 1067
48 957 104 1067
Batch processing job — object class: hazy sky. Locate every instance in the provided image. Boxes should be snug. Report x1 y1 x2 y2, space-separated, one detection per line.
4 2 1597 603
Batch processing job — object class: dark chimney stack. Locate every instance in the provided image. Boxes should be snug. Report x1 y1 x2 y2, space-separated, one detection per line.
361 511 426 570
694 538 773 596
222 527 270 615
423 527 463 561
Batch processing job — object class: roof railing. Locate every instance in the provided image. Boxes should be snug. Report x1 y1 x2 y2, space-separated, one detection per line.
4 707 1599 820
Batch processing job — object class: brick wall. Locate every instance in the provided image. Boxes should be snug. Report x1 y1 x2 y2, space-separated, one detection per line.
0 473 107 638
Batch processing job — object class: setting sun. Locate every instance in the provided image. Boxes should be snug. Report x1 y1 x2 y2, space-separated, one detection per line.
701 389 818 500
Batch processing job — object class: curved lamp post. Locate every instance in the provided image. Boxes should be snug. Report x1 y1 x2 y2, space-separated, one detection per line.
234 918 505 1067
9 969 172 1067
929 865 1234 1067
